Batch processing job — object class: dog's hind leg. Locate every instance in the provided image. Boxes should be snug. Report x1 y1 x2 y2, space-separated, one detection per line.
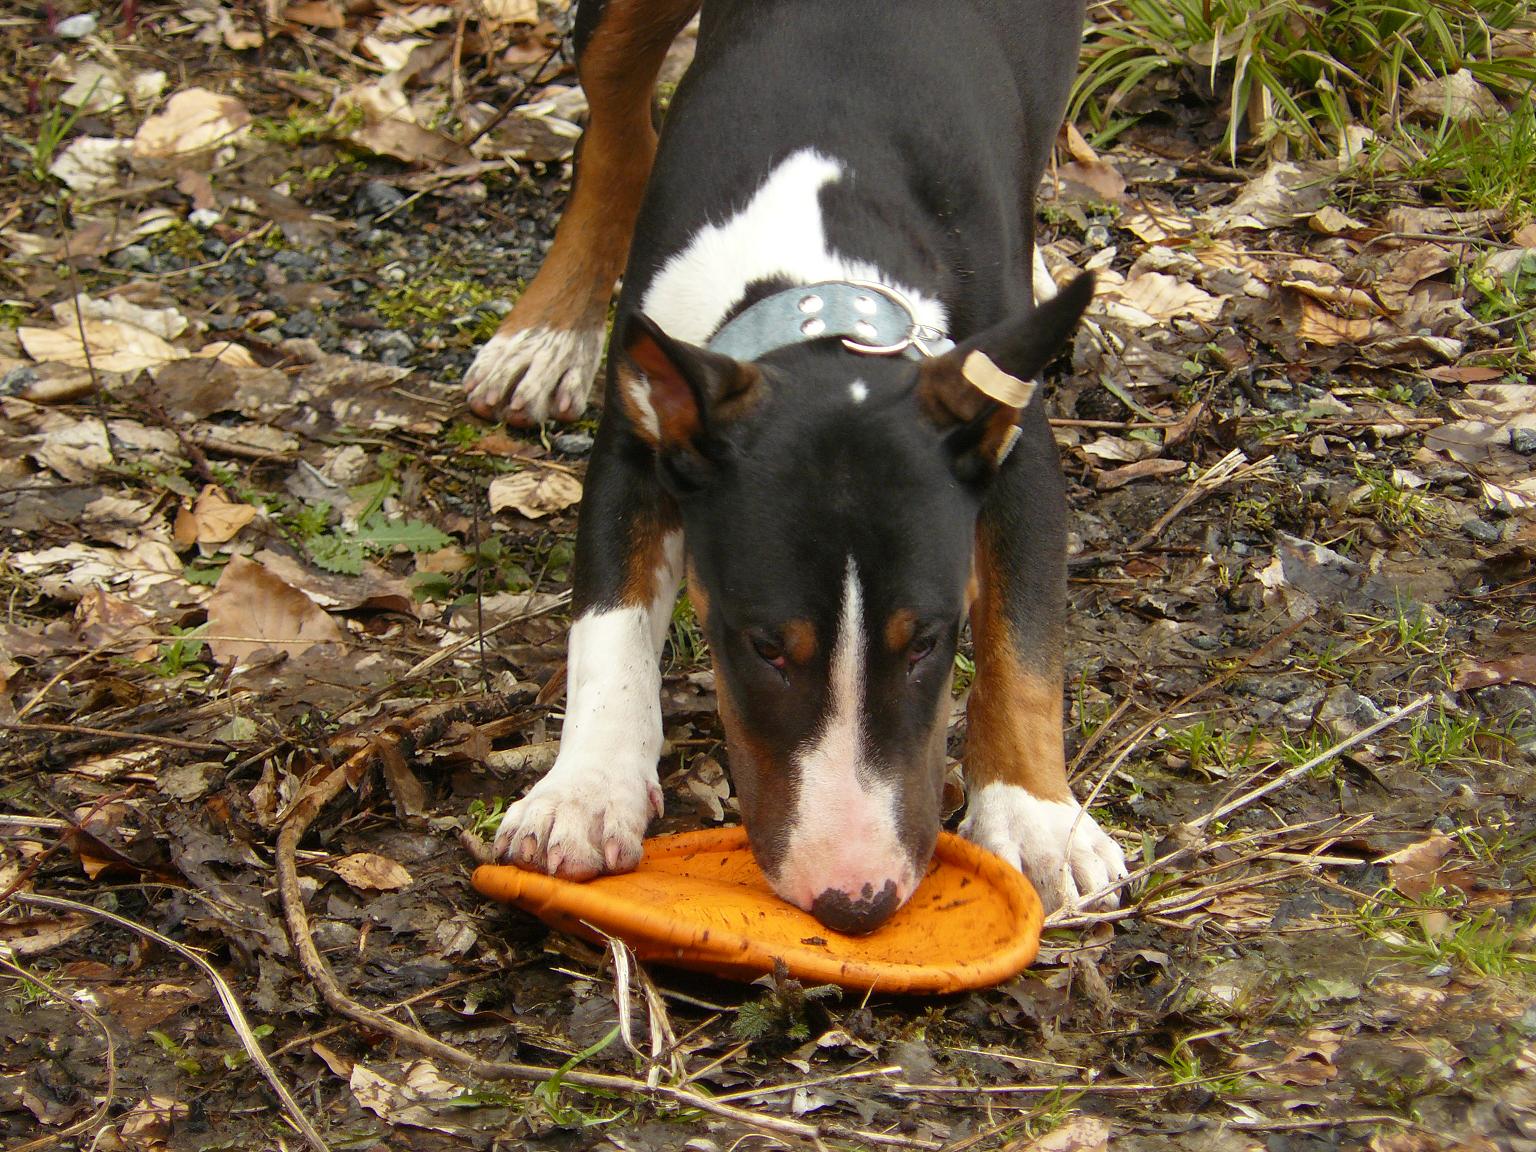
466 0 700 425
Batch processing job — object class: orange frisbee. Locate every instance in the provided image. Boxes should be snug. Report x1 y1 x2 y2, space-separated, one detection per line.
472 828 1042 993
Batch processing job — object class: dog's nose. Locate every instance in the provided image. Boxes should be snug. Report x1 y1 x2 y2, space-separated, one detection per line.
809 879 902 934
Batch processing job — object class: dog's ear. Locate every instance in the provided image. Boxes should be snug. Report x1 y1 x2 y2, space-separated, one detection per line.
619 314 765 478
916 272 1094 480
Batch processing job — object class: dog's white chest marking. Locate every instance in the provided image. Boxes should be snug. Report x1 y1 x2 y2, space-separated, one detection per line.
641 148 947 349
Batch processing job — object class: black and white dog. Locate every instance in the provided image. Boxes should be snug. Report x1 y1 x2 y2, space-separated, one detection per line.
472 0 1127 932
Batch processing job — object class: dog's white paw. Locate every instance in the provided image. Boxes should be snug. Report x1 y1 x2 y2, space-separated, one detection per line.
959 781 1127 913
492 756 664 879
465 324 604 425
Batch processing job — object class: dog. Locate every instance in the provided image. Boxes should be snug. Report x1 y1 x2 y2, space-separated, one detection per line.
480 0 1129 931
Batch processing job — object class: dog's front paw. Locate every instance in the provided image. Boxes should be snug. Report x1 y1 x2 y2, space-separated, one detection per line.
465 324 605 426
959 782 1128 913
492 757 664 879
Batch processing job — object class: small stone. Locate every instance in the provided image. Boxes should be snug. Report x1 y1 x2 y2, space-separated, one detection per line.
110 244 153 271
370 330 415 364
1318 685 1385 737
1084 224 1111 247
55 13 98 37
1461 517 1501 544
280 310 318 338
201 237 228 258
553 431 594 456
272 249 315 271
1510 426 1536 455
189 208 222 229
1 366 39 395
356 180 406 216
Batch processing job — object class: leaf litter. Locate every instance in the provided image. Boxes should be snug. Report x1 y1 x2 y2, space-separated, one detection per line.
0 2 1534 1151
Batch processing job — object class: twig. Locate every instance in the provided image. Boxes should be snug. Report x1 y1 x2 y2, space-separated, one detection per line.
0 951 118 1152
712 1065 905 1104
9 892 330 1152
892 1063 1284 1096
1127 449 1274 554
1191 693 1432 831
4 720 224 753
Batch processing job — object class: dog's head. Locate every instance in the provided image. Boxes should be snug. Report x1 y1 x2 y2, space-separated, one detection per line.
617 275 1094 932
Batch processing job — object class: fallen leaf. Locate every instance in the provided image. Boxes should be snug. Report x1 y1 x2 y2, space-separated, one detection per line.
1212 162 1332 230
49 137 133 193
331 851 413 892
1294 298 1374 347
19 320 186 373
1096 458 1187 490
489 469 583 519
205 555 346 668
1375 833 1455 900
1007 1116 1111 1151
1109 272 1225 324
282 1 345 28
1453 653 1536 691
479 0 538 21
1282 279 1382 314
1309 205 1368 234
1404 69 1502 123
173 485 259 546
133 87 252 159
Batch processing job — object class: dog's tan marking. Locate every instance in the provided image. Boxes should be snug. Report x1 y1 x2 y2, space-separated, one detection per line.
883 608 917 655
964 524 1071 802
781 618 817 665
620 504 683 607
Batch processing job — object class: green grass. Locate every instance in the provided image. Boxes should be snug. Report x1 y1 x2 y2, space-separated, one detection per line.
1351 464 1436 535
1406 708 1513 768
1407 98 1536 224
1357 889 1535 979
1163 719 1258 777
372 277 503 343
666 595 709 671
1071 0 1536 158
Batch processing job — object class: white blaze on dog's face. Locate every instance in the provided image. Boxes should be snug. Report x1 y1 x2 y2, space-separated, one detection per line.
768 559 922 931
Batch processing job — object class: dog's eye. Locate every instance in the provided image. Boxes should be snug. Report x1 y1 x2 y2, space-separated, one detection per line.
750 633 787 672
907 635 936 670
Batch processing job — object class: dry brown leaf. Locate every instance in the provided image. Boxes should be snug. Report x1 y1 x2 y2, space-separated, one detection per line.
1120 204 1193 244
489 469 583 519
480 0 539 21
205 555 346 668
1295 298 1374 347
1096 458 1186 490
0 913 94 957
351 119 475 167
1375 833 1455 900
1375 244 1456 311
1110 272 1225 324
1211 162 1332 230
173 485 259 546
1453 652 1536 691
1282 280 1381 314
133 87 252 159
1425 364 1506 383
331 851 413 892
1007 1116 1111 1152
283 1 345 28
1309 205 1367 234
19 319 187 373
1404 68 1502 124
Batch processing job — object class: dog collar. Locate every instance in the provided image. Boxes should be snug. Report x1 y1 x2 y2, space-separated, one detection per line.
707 280 955 363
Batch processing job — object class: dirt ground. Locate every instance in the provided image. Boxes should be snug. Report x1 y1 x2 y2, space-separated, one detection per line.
2 4 1535 1151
